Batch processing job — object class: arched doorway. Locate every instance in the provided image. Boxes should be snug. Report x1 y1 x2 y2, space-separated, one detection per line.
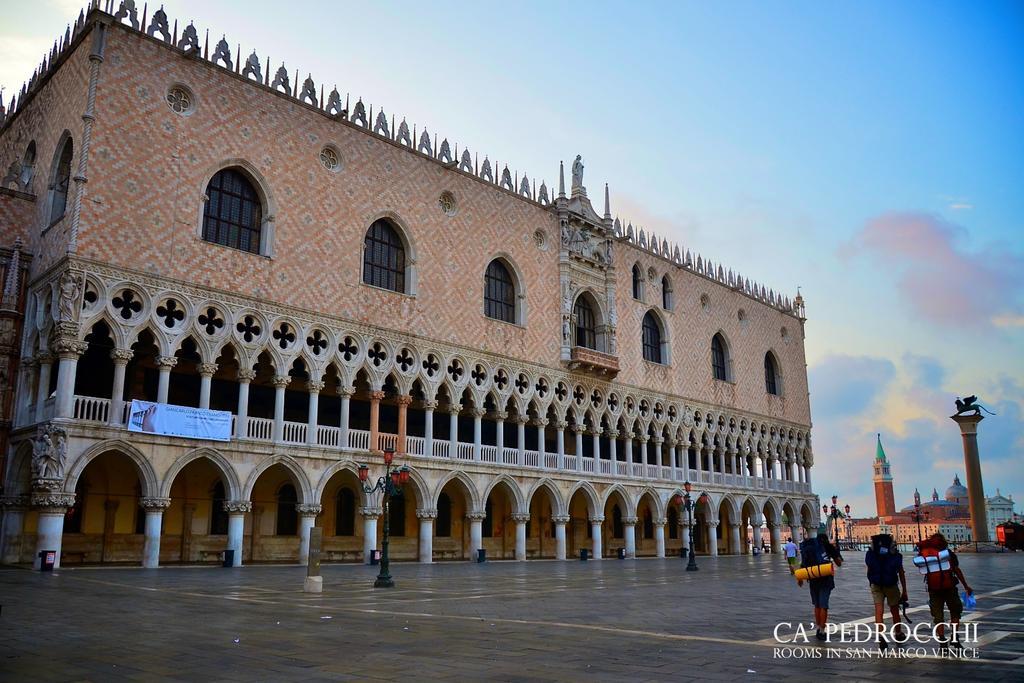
526 483 560 560
164 456 233 563
318 467 365 563
62 450 147 565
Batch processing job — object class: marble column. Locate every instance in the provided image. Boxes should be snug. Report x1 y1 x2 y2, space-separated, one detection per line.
512 513 529 561
590 516 604 559
623 517 637 558
224 501 250 567
416 509 436 563
471 408 484 461
534 418 548 462
624 437 633 467
668 440 677 479
198 363 217 410
155 355 177 405
494 411 506 456
769 522 782 554
654 520 666 558
681 523 691 553
516 415 528 463
608 430 618 463
639 437 649 468
296 505 321 565
338 385 354 449
573 425 584 471
952 413 989 542
55 341 88 417
729 523 742 555
553 515 569 560
272 375 290 443
32 491 75 569
790 524 802 542
109 349 133 425
235 369 255 439
305 381 324 446
0 496 29 564
34 353 53 422
467 512 485 557
16 358 36 425
361 506 382 564
448 405 460 456
555 420 567 468
368 390 384 453
396 394 412 454
653 437 663 470
707 520 719 556
422 400 436 456
592 429 601 461
140 497 171 568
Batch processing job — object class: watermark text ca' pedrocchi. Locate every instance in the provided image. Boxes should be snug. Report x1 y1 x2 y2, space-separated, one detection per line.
773 621 979 645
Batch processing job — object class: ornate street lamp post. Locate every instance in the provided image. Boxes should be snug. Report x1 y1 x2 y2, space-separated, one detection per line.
823 494 846 549
672 481 709 572
358 447 410 588
844 504 851 548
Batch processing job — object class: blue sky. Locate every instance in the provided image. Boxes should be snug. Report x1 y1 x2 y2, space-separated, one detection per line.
2 1 1021 517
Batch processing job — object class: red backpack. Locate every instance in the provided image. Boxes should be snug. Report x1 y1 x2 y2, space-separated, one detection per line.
918 545 955 590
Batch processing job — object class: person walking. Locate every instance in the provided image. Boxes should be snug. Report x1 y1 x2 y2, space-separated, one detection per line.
917 533 973 648
865 533 907 650
798 524 843 641
784 537 800 574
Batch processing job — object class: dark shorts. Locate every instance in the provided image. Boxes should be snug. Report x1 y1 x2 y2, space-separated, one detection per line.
809 582 833 609
929 587 963 623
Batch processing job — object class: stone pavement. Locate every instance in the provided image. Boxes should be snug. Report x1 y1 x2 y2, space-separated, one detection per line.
1 552 1022 681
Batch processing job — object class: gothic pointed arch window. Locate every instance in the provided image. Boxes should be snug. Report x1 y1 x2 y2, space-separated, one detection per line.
484 259 516 323
275 483 298 535
643 508 654 539
612 504 624 538
363 219 407 293
202 167 264 254
632 263 644 300
711 333 730 382
48 136 73 225
336 487 356 536
573 295 597 350
764 351 781 395
210 480 228 535
482 497 494 537
668 506 679 539
642 310 666 364
661 275 673 310
20 140 36 191
437 492 452 537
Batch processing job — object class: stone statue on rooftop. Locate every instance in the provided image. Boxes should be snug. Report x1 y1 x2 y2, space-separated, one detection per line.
571 155 584 192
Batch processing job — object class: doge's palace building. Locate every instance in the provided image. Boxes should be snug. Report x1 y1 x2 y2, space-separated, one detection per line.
0 1 818 569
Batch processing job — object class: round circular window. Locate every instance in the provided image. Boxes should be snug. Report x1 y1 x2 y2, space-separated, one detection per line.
166 85 194 115
319 146 341 172
439 191 457 217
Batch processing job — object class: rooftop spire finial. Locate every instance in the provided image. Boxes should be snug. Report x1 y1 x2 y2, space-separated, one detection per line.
558 160 565 198
603 183 610 220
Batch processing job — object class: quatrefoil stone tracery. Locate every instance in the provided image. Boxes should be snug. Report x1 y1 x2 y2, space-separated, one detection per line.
272 323 296 350
198 307 224 336
156 299 185 329
236 315 262 343
306 330 328 356
112 290 143 320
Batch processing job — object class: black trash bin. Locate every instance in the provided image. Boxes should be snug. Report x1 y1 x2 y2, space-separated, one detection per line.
617 547 626 560
477 548 486 563
222 549 234 567
370 549 381 565
38 550 56 572
579 548 589 561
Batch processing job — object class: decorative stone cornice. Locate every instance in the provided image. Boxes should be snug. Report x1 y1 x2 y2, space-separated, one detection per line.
606 429 619 439
422 399 438 410
532 418 549 427
654 517 667 526
198 363 219 377
395 394 413 406
156 355 178 369
588 515 605 524
514 414 530 425
337 384 356 398
54 339 88 358
471 408 486 419
555 420 568 430
306 380 326 394
271 375 291 389
416 508 438 520
360 506 383 519
511 513 531 523
706 520 719 528
31 491 75 511
369 390 386 401
552 515 571 524
139 497 172 511
447 404 462 416
622 516 639 526
223 500 253 514
31 476 65 493
296 504 322 516
465 511 487 522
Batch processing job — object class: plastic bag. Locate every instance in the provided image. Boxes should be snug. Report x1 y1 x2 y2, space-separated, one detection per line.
961 591 977 611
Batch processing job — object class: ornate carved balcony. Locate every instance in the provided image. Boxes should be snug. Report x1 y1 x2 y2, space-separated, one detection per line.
568 346 619 376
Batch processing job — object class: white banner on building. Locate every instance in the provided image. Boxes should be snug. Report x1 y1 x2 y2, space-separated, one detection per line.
127 400 232 442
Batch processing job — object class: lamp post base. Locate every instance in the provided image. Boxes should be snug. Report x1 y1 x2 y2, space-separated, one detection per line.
374 575 395 588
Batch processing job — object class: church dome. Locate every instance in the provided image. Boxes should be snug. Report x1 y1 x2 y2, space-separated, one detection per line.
945 474 969 504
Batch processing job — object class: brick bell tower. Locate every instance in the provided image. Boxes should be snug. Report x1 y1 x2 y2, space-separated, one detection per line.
873 433 896 520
